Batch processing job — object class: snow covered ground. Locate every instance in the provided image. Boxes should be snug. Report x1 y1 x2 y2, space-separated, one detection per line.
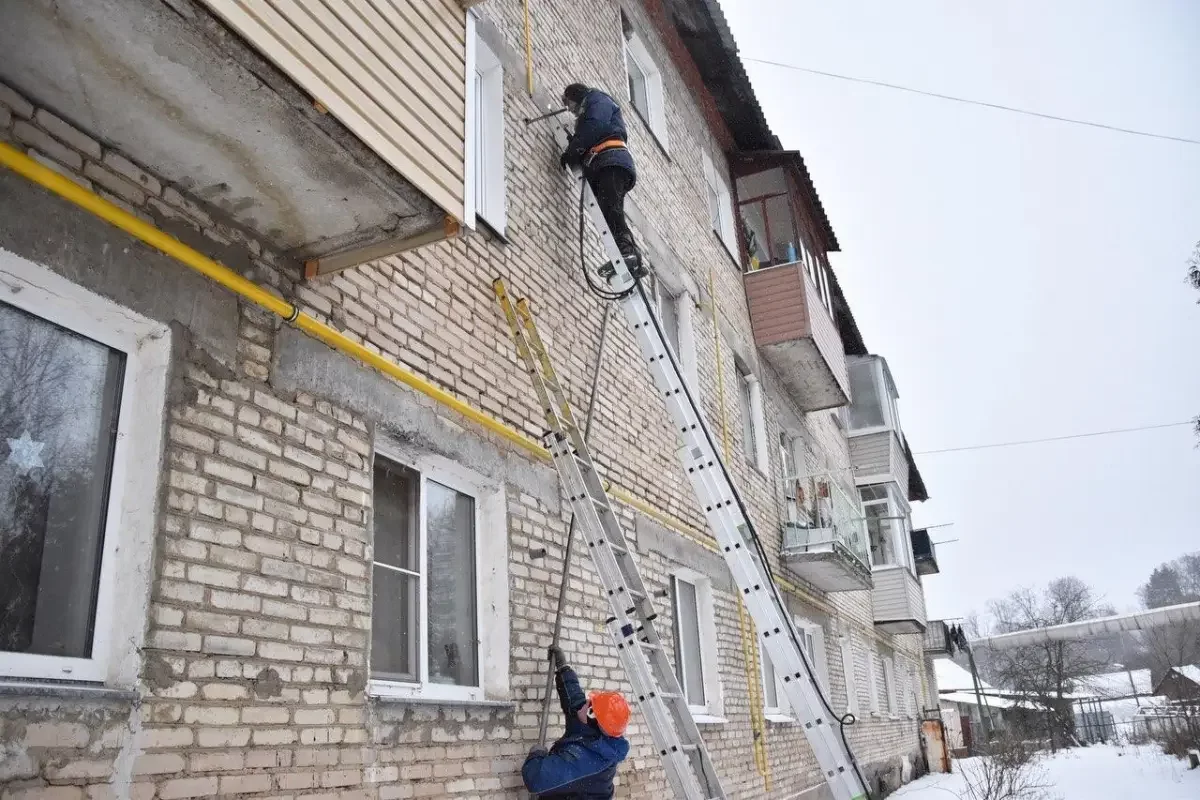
891 745 1200 799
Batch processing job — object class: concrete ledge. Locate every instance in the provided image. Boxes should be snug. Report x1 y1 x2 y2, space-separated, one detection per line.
0 680 137 705
0 168 239 366
272 325 561 513
635 514 732 594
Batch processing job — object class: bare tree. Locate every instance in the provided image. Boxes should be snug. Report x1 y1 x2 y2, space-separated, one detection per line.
1189 240 1200 300
1191 242 1199 442
985 577 1114 748
1130 552 1200 682
961 734 1055 800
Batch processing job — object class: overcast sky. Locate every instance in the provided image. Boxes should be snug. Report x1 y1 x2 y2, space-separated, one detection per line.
721 0 1200 620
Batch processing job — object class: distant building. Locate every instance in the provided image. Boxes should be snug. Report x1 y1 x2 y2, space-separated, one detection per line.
1152 665 1200 702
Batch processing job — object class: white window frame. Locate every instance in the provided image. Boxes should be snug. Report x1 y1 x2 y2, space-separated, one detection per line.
653 284 697 389
761 617 827 722
840 636 859 716
0 251 169 687
368 447 509 703
738 369 768 473
866 644 881 714
702 151 738 259
883 656 898 717
860 482 914 573
846 357 901 437
672 568 723 722
623 26 669 150
465 13 506 234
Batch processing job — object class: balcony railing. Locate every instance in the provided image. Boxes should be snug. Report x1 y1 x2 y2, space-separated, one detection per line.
924 620 951 655
912 528 940 576
779 473 872 591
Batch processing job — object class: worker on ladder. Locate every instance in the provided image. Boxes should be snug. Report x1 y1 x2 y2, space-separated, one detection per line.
560 83 646 280
522 645 631 798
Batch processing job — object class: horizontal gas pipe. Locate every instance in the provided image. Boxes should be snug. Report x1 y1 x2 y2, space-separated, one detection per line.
0 141 839 615
0 141 547 462
971 601 1200 650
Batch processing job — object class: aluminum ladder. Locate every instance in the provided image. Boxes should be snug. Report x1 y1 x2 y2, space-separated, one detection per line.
494 280 726 800
549 126 870 800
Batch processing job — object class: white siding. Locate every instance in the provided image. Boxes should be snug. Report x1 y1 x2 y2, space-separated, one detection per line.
200 0 467 218
872 565 927 627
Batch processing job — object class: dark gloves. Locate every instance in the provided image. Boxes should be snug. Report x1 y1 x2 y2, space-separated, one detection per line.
548 645 568 671
559 152 572 171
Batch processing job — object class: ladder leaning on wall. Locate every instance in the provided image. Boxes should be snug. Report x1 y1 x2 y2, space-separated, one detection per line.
492 126 873 800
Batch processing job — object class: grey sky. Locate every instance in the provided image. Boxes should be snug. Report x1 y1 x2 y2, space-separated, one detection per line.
720 0 1200 620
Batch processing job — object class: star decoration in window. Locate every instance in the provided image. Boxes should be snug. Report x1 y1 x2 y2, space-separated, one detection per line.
5 431 45 475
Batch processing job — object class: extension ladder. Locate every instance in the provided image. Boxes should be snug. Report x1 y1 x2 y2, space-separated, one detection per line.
494 279 726 800
542 126 870 800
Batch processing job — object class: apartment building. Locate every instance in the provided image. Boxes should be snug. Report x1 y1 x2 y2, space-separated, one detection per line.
0 0 940 797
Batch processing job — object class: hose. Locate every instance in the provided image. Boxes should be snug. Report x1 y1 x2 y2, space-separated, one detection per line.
571 175 873 798
628 278 875 800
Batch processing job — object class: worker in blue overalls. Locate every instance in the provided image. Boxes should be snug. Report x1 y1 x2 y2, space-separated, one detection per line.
522 645 631 798
560 83 646 280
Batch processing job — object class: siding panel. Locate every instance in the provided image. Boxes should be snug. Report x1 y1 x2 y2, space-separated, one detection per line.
201 0 465 217
873 566 925 626
850 431 891 476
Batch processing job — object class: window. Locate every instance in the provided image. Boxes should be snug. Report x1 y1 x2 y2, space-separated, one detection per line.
840 637 859 715
738 368 767 471
654 285 697 389
846 357 901 434
761 617 827 720
1 252 169 685
370 451 509 702
656 283 681 355
737 168 795 270
883 656 898 716
779 434 801 523
860 483 913 571
466 15 506 233
672 571 722 720
865 645 881 713
738 368 755 459
622 21 668 148
847 360 884 430
702 152 738 257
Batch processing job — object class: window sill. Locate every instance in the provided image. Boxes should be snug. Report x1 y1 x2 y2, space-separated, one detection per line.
368 693 516 711
473 214 509 245
712 229 742 271
764 713 795 724
0 680 137 704
630 107 671 161
691 713 728 725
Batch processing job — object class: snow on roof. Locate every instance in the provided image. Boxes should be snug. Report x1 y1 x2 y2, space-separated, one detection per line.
940 692 1018 710
1175 664 1200 684
934 657 995 693
1075 669 1154 699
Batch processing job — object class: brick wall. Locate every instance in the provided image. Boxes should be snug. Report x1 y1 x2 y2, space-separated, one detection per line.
0 0 929 795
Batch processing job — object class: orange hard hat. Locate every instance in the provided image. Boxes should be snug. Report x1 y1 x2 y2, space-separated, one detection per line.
589 691 631 737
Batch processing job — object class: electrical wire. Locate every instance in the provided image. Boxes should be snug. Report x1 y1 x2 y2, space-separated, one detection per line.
630 276 875 800
570 158 872 796
742 57 1200 146
914 420 1195 455
577 176 635 302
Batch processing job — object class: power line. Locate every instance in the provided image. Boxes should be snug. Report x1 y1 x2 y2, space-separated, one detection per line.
742 57 1200 146
915 421 1196 455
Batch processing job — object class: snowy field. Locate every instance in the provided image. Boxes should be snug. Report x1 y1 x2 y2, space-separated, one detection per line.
892 745 1200 799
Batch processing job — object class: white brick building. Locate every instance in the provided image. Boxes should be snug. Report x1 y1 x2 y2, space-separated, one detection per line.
0 0 941 797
